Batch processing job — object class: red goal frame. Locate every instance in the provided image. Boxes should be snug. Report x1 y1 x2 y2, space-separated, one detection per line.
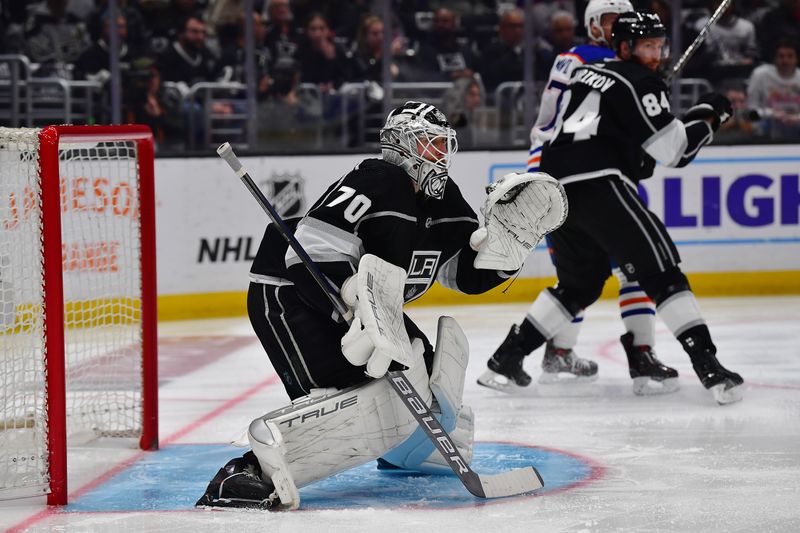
38 125 158 505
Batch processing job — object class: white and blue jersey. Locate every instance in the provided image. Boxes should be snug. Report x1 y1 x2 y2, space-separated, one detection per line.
528 44 616 172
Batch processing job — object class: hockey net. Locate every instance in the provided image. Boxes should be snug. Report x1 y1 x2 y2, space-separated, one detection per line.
0 125 157 505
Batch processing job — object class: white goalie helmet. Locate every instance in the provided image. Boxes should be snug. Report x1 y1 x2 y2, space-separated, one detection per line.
380 101 458 200
584 0 634 45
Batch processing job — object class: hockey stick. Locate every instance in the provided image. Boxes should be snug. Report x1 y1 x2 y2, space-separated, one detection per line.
217 143 544 499
667 0 732 82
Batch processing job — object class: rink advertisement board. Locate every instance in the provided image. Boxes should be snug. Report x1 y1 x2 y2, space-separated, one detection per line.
154 145 800 319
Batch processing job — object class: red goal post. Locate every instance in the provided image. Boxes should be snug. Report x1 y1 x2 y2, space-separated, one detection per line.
0 125 158 506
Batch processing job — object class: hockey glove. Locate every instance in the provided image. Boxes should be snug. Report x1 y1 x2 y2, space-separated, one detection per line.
471 172 568 271
684 92 732 131
340 254 416 379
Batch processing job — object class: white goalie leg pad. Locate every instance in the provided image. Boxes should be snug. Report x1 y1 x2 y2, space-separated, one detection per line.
473 172 568 271
248 341 432 494
379 316 474 473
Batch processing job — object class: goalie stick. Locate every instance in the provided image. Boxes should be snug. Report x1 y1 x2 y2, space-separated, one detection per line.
667 0 732 82
217 142 544 499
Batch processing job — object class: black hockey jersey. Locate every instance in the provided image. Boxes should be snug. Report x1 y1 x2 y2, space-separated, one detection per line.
541 59 714 185
250 158 509 317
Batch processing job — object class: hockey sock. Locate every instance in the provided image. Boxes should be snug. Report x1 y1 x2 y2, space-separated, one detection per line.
522 288 575 352
616 273 656 347
656 289 706 341
550 312 583 349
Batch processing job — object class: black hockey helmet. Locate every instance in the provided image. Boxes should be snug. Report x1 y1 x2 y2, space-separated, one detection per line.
611 11 667 55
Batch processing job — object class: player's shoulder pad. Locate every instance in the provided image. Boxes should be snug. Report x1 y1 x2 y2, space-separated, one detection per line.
570 44 615 64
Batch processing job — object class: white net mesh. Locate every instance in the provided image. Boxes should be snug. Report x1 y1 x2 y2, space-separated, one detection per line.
0 128 145 500
0 128 49 499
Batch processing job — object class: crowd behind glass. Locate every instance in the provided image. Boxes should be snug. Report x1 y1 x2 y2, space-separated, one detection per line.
1 0 798 153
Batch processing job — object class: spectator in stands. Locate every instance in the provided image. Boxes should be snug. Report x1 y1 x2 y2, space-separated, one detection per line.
351 14 403 83
24 0 90 76
534 10 578 79
296 12 351 91
206 0 251 49
257 57 322 149
331 0 371 45
714 81 757 143
136 0 204 55
263 0 301 69
747 38 800 140
757 0 800 63
478 8 524 95
86 0 148 56
158 14 222 88
124 57 183 148
529 0 576 38
158 14 230 145
410 7 478 82
74 12 133 84
218 10 271 96
695 0 759 82
441 74 485 147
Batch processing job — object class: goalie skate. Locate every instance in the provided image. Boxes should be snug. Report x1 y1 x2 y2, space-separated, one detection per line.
477 325 531 393
196 452 281 511
538 343 598 384
621 332 679 396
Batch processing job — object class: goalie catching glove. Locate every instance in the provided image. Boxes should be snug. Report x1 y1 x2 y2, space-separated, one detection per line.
340 254 416 378
471 171 568 271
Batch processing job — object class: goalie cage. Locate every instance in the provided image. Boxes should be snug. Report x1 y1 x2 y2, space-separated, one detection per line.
0 125 158 505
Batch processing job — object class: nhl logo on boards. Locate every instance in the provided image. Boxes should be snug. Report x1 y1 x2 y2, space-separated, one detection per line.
260 172 305 218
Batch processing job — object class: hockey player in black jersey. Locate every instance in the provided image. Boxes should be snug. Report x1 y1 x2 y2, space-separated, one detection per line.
196 101 566 510
481 11 744 405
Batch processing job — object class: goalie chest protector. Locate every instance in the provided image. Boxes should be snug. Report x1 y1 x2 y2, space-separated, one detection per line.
250 159 480 303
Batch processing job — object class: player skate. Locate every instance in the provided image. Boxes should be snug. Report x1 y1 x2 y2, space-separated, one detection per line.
477 324 532 392
690 348 744 405
538 342 599 384
620 332 678 395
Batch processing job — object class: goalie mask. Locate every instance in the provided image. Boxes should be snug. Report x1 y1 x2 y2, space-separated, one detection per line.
380 101 458 200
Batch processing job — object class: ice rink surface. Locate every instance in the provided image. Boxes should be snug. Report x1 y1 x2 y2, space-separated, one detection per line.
2 296 799 533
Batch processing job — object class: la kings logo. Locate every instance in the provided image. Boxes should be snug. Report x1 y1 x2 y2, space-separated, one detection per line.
260 171 305 218
404 251 440 302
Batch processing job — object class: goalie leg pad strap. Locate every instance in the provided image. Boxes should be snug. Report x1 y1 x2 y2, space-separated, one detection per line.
248 420 301 510
249 344 432 490
379 316 471 472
